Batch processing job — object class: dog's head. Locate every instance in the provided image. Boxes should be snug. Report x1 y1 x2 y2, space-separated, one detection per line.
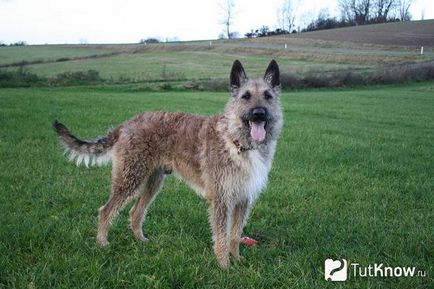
224 60 283 148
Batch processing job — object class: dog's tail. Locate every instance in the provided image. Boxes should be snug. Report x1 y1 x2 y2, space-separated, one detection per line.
53 120 120 167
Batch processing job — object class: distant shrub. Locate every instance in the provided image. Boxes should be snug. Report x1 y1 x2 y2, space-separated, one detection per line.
0 59 44 68
0 68 106 87
116 75 133 83
160 64 186 81
280 62 434 89
10 41 27 46
52 70 103 86
0 67 44 87
365 62 434 85
139 38 160 44
159 83 173 91
56 57 71 62
200 79 228 91
1 61 432 90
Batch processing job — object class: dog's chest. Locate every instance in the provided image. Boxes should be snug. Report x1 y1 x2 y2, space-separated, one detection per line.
243 150 271 201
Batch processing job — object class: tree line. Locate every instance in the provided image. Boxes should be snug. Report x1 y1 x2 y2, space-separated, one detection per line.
0 41 26 47
338 0 412 25
223 0 414 38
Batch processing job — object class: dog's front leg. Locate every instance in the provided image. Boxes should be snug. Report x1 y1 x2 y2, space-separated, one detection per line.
209 197 232 268
229 199 250 260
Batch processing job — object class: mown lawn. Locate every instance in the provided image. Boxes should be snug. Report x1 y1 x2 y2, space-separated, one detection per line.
0 83 433 288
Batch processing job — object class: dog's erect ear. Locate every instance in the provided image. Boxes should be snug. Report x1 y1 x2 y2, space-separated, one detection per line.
264 60 280 89
230 60 247 90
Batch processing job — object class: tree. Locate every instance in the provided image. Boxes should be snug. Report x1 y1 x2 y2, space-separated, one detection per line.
257 26 270 37
339 0 403 24
398 0 412 21
339 0 354 23
277 0 297 33
303 9 350 32
354 0 372 25
220 0 235 39
373 0 397 23
139 38 160 44
339 0 372 25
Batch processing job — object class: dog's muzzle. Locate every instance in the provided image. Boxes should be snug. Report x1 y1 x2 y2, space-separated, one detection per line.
247 107 269 142
250 107 267 123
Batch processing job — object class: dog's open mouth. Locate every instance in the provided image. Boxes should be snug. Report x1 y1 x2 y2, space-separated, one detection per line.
248 121 266 142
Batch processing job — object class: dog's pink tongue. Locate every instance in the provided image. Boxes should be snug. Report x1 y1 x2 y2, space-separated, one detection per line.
250 121 266 142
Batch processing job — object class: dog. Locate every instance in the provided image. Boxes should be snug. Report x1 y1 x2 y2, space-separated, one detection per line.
54 60 283 268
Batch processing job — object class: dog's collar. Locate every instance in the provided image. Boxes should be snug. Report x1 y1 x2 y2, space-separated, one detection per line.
232 140 253 154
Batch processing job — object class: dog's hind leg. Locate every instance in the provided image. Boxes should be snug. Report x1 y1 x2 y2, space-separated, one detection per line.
96 156 147 246
229 200 250 260
129 169 165 242
96 192 129 246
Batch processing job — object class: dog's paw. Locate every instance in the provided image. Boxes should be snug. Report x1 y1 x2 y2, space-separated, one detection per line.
97 241 109 247
230 253 244 262
135 234 149 243
133 231 149 243
217 255 230 269
96 238 109 247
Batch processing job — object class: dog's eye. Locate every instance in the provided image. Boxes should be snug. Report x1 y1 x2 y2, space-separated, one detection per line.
264 91 273 100
241 91 251 100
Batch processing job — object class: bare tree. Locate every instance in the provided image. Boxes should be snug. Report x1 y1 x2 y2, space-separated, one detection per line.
398 0 412 21
374 0 397 22
338 0 354 22
220 0 235 39
355 0 372 24
277 0 297 32
339 0 372 25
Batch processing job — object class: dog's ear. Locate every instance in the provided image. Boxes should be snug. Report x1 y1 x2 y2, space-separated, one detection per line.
230 60 247 90
264 60 280 90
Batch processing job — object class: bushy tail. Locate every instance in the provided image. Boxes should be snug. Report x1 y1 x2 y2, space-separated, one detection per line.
53 120 120 167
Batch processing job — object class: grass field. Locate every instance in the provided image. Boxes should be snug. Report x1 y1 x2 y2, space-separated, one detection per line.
1 45 375 81
2 50 364 80
1 82 433 288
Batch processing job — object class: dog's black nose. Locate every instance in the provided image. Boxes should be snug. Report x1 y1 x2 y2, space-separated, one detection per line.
252 107 267 121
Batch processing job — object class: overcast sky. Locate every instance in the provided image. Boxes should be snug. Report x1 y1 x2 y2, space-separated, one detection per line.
0 0 432 44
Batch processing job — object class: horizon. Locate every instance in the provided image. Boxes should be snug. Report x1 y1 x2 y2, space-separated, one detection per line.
1 0 433 45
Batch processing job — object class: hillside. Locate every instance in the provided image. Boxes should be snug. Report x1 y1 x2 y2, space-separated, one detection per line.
0 20 433 89
289 19 434 47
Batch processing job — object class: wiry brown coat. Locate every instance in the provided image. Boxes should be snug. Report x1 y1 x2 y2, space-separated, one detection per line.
54 60 283 268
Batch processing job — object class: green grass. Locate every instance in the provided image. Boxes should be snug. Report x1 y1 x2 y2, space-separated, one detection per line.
3 37 430 84
3 50 367 81
0 83 433 288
